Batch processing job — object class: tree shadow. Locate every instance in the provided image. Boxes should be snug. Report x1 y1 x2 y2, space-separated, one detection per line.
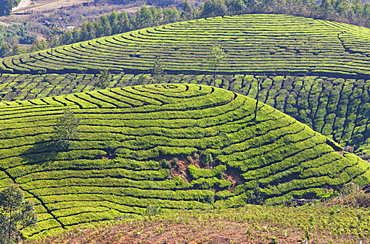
20 140 60 165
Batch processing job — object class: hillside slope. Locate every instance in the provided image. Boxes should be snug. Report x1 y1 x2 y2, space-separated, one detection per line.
1 14 370 75
2 73 370 153
0 84 368 238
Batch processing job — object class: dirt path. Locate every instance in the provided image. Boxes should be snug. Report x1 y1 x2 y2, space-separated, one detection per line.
12 0 32 11
12 0 95 13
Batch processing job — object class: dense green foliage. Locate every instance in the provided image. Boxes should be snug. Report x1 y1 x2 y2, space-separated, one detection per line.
2 72 370 152
0 184 37 243
0 23 37 58
0 84 368 238
3 14 370 76
0 0 21 16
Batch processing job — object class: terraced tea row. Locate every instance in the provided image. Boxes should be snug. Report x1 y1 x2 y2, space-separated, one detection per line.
2 73 370 152
2 14 370 75
0 84 368 238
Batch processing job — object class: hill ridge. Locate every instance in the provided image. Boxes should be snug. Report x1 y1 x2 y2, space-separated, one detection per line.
2 14 370 77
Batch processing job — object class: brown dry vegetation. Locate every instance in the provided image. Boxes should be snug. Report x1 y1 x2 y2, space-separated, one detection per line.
12 0 95 14
25 203 370 244
1 0 145 29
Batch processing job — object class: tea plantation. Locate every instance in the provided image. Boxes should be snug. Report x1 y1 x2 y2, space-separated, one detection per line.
0 84 369 238
1 14 370 75
2 73 370 153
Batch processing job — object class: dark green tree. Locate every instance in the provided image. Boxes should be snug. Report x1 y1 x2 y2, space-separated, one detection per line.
0 0 12 16
53 106 81 150
163 7 180 23
117 11 131 33
226 0 246 14
0 42 11 58
100 15 111 36
151 7 163 26
59 31 73 45
0 185 37 244
320 0 335 17
109 11 119 33
181 0 196 20
93 20 104 38
152 56 166 82
201 0 228 18
135 5 153 29
95 69 111 89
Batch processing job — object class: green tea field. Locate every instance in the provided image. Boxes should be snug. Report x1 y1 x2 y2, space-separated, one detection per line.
1 12 370 242
0 84 368 238
1 14 370 76
2 14 370 153
1 72 370 153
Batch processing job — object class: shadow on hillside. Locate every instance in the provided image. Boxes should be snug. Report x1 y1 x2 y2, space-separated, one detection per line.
20 140 59 165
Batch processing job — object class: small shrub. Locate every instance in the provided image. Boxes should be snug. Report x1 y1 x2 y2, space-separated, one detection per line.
340 183 360 195
145 205 161 219
355 194 370 207
343 145 355 153
95 69 111 89
100 140 120 158
204 194 214 204
133 74 146 85
245 186 266 205
160 159 171 169
200 152 213 167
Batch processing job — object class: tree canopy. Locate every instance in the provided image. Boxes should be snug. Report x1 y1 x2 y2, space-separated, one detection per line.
0 0 21 16
0 185 37 244
53 106 81 150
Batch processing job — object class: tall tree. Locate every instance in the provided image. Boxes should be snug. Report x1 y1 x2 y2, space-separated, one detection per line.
201 0 228 18
320 0 335 18
181 0 196 20
254 76 266 121
152 56 166 82
163 7 180 23
100 15 111 36
135 5 153 29
109 11 119 33
0 185 37 244
93 20 104 38
53 106 81 150
117 11 131 33
207 45 227 83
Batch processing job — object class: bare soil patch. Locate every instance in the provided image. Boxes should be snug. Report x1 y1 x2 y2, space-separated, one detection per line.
12 0 95 14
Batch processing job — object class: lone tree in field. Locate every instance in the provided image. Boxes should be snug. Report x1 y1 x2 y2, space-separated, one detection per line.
254 75 267 121
152 56 166 82
95 69 111 89
0 185 37 244
207 45 226 83
53 106 81 150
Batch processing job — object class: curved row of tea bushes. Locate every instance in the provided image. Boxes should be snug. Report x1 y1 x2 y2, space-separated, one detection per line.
1 73 370 151
0 84 369 238
2 14 370 75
